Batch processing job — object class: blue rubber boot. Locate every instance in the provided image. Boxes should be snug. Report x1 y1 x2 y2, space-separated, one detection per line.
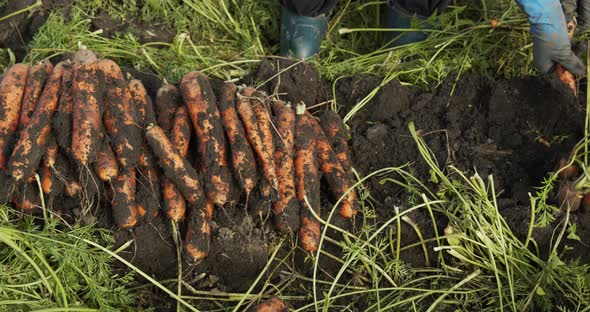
280 7 329 59
383 3 432 47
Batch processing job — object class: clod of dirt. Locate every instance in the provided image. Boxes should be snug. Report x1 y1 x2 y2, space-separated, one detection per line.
205 217 267 292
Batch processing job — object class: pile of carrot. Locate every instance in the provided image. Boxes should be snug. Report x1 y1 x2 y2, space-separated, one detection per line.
0 48 359 261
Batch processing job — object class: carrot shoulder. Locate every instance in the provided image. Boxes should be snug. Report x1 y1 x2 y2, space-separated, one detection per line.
180 71 232 206
295 103 321 252
8 62 66 182
252 297 288 312
0 63 30 169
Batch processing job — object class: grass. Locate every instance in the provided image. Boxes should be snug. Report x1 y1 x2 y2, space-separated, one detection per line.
2 0 590 311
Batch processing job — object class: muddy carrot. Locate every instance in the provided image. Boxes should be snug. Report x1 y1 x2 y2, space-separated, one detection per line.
295 103 321 252
271 99 286 116
53 63 73 152
111 168 138 229
273 102 300 232
309 115 358 218
180 71 232 206
155 84 181 133
556 20 577 95
236 87 278 194
41 164 53 194
71 49 102 166
20 61 53 128
251 91 278 194
319 110 352 173
0 63 30 169
129 79 157 128
252 297 288 312
145 123 205 206
162 106 192 221
95 141 119 181
99 59 141 168
44 135 58 168
217 82 257 194
185 200 214 262
8 62 66 182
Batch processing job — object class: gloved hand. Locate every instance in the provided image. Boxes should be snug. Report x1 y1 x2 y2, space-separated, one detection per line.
516 0 586 75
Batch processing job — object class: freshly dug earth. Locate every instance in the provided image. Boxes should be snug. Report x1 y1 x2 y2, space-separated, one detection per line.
108 59 590 312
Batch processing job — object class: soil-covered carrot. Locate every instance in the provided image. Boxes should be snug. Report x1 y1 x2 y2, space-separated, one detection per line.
137 164 161 220
95 141 119 181
145 123 205 206
99 59 142 168
271 99 286 117
251 297 288 312
71 49 102 166
129 79 157 128
319 110 352 173
180 71 232 206
308 114 358 218
217 82 257 194
111 168 138 229
0 63 30 169
41 164 53 194
295 103 321 252
556 20 577 95
236 87 278 194
8 62 66 182
20 61 53 128
251 91 278 199
155 84 181 133
53 63 73 152
162 106 192 221
185 200 214 262
44 135 58 168
273 102 300 232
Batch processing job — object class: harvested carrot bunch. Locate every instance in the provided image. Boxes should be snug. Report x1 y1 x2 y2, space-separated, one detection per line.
0 48 360 260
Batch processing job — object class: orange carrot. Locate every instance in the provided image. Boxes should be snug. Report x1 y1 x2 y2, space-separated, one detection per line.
236 87 278 194
111 168 138 229
99 59 141 168
53 63 73 152
71 49 102 166
155 84 181 133
20 61 53 128
162 106 192 221
180 71 232 206
252 297 288 312
218 82 257 194
95 141 119 181
319 110 352 173
294 103 321 252
273 102 300 232
129 79 157 128
8 62 66 182
309 115 358 218
145 123 205 206
41 164 53 194
185 200 214 262
0 63 30 169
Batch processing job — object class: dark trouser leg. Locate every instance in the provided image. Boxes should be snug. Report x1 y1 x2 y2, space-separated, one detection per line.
279 0 340 17
279 0 339 58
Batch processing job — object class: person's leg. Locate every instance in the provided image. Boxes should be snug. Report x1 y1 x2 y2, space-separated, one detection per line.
279 0 340 58
384 0 450 47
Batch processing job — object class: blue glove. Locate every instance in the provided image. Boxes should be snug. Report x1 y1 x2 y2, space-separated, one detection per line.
516 0 586 75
